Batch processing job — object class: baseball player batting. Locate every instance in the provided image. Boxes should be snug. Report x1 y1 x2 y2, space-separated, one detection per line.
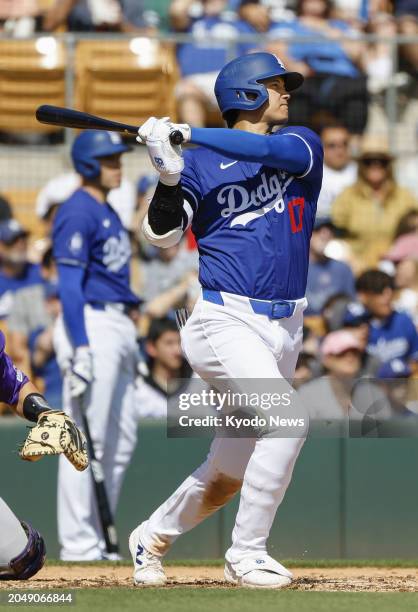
0 330 87 580
129 52 323 588
52 131 140 560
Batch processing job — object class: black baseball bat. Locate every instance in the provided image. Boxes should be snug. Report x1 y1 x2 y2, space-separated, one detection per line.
79 396 120 556
35 104 185 145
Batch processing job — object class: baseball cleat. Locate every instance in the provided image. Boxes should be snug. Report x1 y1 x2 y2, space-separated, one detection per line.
129 524 167 586
224 555 292 588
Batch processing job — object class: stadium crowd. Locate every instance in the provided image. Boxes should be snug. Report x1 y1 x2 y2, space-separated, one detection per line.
0 0 417 415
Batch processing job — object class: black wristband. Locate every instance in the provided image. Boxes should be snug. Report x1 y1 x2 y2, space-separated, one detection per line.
22 394 53 423
148 181 184 235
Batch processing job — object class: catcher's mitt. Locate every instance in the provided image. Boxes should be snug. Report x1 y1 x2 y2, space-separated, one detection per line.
19 411 89 472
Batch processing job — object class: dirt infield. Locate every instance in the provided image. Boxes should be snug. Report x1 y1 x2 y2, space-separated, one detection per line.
1 565 418 592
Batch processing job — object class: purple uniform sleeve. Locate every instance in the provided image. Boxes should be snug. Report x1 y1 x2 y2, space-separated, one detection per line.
0 331 29 405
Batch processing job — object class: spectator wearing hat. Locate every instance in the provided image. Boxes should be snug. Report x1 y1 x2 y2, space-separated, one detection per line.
317 124 357 217
305 216 355 317
0 220 42 321
332 135 418 270
298 330 364 422
356 269 418 365
384 233 418 325
341 300 381 376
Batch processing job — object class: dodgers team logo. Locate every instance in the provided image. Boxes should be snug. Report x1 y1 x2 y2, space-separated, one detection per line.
103 231 131 272
217 171 293 228
154 157 165 170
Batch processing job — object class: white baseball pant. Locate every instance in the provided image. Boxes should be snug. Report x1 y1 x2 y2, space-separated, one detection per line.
139 290 307 563
0 498 28 567
54 305 139 560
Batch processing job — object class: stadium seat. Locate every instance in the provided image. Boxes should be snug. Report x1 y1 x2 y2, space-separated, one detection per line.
0 39 66 133
75 39 178 127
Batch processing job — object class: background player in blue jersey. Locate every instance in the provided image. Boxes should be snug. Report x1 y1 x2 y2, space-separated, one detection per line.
0 330 87 581
52 131 140 560
129 52 323 588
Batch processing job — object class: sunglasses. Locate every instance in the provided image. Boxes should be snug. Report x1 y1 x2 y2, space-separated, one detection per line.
361 158 390 168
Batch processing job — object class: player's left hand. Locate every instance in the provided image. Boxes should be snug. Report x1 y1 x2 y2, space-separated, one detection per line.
69 346 94 398
19 410 89 471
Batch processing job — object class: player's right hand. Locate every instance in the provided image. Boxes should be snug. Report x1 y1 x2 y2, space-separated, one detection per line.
69 346 93 398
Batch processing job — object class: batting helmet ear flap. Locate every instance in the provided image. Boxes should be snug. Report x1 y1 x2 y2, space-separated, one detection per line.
74 157 101 180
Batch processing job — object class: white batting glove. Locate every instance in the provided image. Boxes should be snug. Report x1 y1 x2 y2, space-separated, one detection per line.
69 346 93 398
136 116 168 144
145 119 184 186
166 122 192 143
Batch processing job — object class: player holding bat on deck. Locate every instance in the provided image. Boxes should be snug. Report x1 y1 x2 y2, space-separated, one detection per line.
52 130 140 560
129 52 323 588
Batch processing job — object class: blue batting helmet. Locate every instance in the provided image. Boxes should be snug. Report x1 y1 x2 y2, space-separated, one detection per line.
71 130 131 180
214 52 304 116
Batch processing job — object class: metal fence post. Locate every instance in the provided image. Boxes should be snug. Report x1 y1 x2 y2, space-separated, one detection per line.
64 33 76 148
385 37 399 153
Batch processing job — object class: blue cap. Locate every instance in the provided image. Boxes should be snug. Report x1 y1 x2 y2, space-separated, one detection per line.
377 359 412 379
0 219 28 244
343 302 372 327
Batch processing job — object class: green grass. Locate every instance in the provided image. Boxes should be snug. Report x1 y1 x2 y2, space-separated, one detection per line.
45 558 418 568
7 590 418 612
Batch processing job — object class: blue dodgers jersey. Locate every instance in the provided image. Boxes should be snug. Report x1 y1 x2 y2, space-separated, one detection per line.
181 126 323 301
53 189 139 306
367 311 418 363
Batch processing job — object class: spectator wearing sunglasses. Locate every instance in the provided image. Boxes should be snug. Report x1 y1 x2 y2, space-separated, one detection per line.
331 135 418 270
317 123 357 217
